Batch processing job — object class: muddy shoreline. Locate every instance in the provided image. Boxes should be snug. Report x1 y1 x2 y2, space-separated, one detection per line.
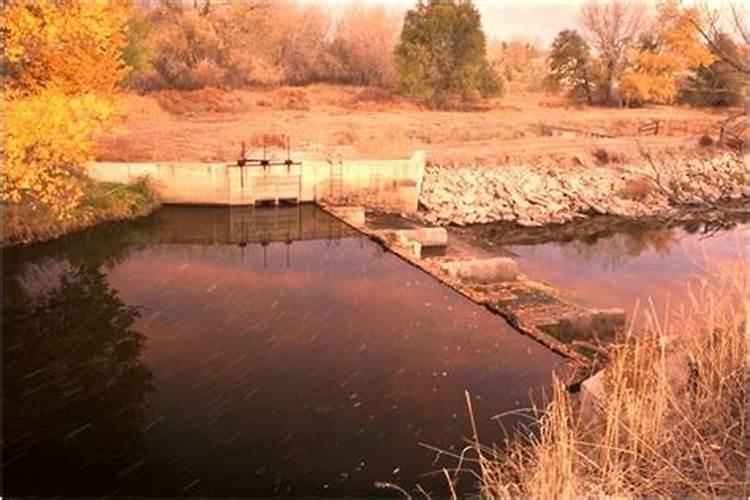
446 200 750 248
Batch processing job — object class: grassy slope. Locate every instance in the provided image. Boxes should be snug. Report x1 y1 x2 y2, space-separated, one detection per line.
2 178 160 247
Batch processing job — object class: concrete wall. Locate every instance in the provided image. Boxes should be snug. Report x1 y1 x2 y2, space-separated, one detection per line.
87 151 425 213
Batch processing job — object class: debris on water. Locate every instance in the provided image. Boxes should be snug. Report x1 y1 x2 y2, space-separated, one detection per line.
64 422 91 441
392 467 401 475
181 479 200 491
243 388 259 400
117 460 144 478
145 415 166 431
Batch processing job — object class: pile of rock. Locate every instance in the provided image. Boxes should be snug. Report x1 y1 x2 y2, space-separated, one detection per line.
418 154 748 227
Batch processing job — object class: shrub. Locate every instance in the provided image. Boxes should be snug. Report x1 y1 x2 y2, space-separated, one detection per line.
592 148 625 165
144 2 331 90
698 134 714 147
149 9 228 90
273 5 332 85
329 6 400 88
618 177 656 201
122 10 153 88
592 148 611 165
2 178 159 246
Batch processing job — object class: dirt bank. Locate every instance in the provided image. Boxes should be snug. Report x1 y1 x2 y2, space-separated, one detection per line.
419 153 748 226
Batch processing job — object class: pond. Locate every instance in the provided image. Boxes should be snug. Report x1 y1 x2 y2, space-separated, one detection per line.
2 205 564 497
484 217 748 323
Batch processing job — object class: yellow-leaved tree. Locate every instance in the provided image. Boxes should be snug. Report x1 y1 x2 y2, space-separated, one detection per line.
3 89 113 215
620 0 714 104
2 0 128 217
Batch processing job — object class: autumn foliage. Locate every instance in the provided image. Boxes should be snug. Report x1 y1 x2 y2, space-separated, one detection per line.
2 1 128 218
3 0 128 94
620 0 714 104
3 89 113 215
131 1 399 90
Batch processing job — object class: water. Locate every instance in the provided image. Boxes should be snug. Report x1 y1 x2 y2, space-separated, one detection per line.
2 205 564 497
503 218 748 320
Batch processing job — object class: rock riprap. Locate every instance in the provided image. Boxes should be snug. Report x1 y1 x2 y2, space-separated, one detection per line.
419 154 749 226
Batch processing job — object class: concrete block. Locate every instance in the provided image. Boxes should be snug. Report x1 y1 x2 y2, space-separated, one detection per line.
578 369 606 423
329 206 366 227
441 257 519 284
395 227 448 248
545 308 627 343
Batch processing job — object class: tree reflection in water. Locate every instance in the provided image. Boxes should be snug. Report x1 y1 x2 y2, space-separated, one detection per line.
3 263 153 496
560 226 680 271
557 218 747 272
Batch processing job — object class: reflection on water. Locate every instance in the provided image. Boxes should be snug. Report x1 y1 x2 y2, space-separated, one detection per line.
505 219 748 318
3 264 153 496
3 205 564 497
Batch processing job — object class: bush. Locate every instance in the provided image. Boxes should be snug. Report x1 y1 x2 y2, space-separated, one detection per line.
2 178 159 246
618 177 655 201
698 134 714 147
122 10 153 88
329 6 400 88
142 2 332 90
149 9 228 90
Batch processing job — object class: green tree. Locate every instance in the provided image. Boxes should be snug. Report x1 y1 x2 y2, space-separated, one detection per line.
680 33 746 106
547 30 596 103
395 0 500 107
122 9 154 87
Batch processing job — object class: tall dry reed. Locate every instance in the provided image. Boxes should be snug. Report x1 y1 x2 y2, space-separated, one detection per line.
471 263 747 498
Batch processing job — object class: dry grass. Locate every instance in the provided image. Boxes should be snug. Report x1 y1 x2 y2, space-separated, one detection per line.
618 176 656 201
153 87 250 115
462 264 747 497
95 86 735 165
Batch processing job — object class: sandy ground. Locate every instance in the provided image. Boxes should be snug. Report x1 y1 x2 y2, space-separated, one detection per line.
96 84 735 166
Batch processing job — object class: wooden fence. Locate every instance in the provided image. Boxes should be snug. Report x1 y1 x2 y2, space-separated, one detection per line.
718 121 747 154
638 119 661 136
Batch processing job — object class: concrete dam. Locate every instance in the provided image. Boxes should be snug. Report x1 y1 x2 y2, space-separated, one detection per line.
87 151 426 213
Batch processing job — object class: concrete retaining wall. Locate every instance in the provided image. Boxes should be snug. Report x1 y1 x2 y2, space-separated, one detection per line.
87 151 425 213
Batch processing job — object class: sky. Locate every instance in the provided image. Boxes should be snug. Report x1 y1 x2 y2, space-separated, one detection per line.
301 0 736 46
